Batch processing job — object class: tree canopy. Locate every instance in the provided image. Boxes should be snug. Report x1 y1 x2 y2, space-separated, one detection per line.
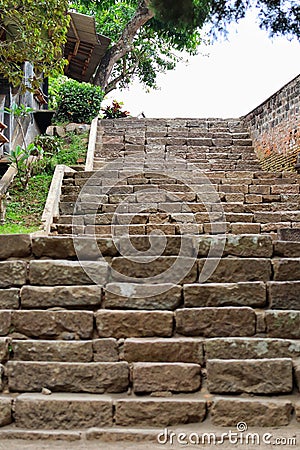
72 0 300 94
0 0 299 93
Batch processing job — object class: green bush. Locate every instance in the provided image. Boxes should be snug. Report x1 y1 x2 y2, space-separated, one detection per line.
53 80 104 124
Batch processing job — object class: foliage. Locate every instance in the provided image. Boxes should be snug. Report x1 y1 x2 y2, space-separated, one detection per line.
0 0 70 91
8 143 43 189
48 75 69 109
101 101 130 119
34 132 88 172
53 80 104 124
70 0 300 95
0 173 52 233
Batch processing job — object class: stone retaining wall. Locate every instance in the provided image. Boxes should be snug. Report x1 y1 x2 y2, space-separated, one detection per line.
244 75 300 172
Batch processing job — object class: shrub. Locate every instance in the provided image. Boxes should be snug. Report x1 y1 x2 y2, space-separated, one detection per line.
53 80 104 124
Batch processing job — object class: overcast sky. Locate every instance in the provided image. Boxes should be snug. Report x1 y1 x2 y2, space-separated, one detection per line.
105 9 300 119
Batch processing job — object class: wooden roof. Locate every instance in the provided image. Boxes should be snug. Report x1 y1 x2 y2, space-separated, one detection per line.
64 12 110 83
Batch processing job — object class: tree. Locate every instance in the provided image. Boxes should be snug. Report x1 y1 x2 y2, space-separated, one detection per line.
73 0 300 94
0 0 70 90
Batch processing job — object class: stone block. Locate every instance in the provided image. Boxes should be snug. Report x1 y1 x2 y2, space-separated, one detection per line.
7 361 129 393
29 260 108 285
0 289 19 309
0 397 12 426
93 339 119 362
111 257 197 284
175 307 256 337
0 311 11 336
20 285 102 308
14 393 113 429
12 340 93 362
184 282 266 308
0 261 27 288
205 337 300 360
224 235 273 257
207 358 293 394
265 311 300 339
132 362 201 393
95 310 173 338
211 397 292 427
273 259 300 281
198 258 271 283
115 398 206 427
268 281 300 309
0 338 9 362
123 338 203 364
32 236 118 258
0 235 31 259
231 223 261 234
11 310 93 339
104 283 182 310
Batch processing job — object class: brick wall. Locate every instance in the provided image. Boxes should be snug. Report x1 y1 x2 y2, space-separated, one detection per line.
243 74 300 172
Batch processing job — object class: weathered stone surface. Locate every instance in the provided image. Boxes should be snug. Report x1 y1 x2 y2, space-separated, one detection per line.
14 393 113 429
111 257 197 284
0 365 3 391
11 311 93 339
115 398 206 426
0 338 9 362
205 337 300 360
224 235 273 257
198 258 272 283
273 258 300 281
293 359 300 392
132 363 201 393
207 358 293 394
274 241 300 257
104 283 182 310
268 281 300 309
176 307 255 337
0 235 31 260
7 361 129 393
211 397 293 427
184 282 266 307
0 397 12 426
0 311 11 336
123 338 203 364
117 235 196 257
265 311 300 339
29 260 108 286
93 339 119 362
12 340 93 362
20 285 102 308
0 261 27 288
0 289 19 309
295 401 300 422
95 310 173 338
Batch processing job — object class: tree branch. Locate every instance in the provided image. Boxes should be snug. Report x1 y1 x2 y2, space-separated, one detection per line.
93 0 154 89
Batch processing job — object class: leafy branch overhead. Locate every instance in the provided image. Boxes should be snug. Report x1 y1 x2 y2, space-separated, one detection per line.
0 0 299 94
0 0 70 90
73 0 300 94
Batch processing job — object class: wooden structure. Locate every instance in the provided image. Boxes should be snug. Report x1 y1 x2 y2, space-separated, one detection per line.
64 12 110 83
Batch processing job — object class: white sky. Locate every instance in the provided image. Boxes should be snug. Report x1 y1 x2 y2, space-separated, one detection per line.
105 9 300 118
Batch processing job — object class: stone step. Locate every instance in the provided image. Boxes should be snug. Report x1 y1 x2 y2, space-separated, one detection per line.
206 358 293 395
7 361 129 393
205 337 300 360
13 392 207 430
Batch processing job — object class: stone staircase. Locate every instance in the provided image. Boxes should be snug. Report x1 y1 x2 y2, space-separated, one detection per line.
0 117 300 441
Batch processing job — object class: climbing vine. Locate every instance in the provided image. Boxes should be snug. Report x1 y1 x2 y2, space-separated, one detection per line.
0 0 70 91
